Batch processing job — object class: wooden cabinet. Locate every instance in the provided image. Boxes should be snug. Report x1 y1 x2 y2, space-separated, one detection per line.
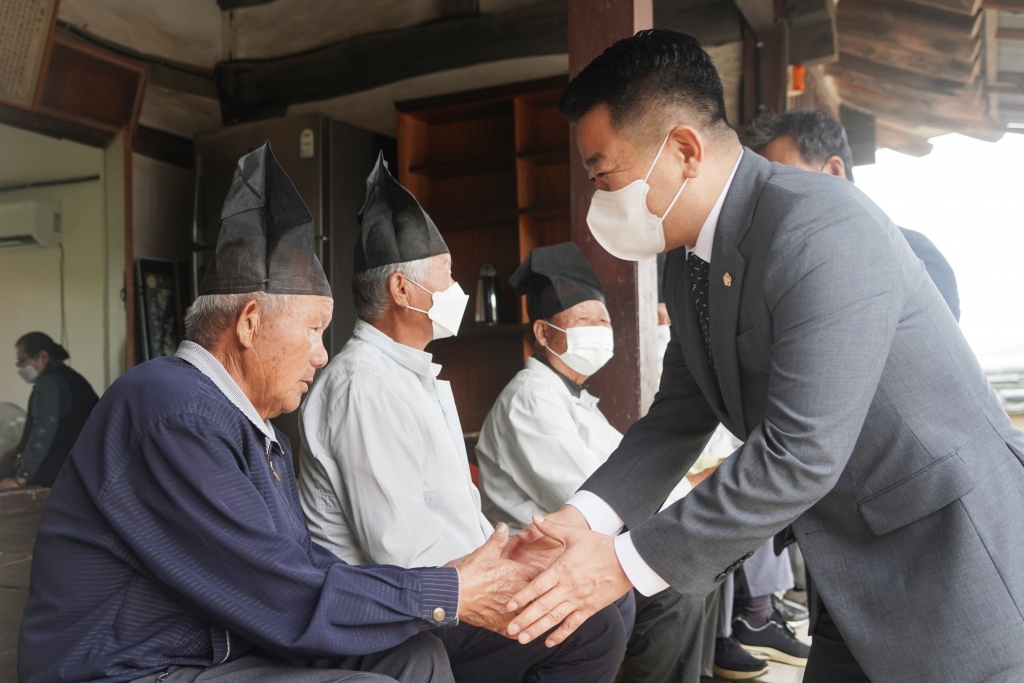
396 77 570 436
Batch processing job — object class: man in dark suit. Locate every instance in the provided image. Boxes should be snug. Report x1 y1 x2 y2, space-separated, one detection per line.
743 108 960 320
501 30 1024 683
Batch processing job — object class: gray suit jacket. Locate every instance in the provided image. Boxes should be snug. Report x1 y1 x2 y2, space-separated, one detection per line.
582 151 1024 683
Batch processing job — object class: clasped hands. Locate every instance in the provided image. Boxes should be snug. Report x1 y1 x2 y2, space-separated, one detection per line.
451 507 632 648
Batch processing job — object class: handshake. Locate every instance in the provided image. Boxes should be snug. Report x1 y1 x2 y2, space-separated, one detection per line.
446 505 633 648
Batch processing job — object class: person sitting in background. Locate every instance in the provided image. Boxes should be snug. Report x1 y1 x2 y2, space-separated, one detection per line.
743 109 960 319
18 143 531 683
298 156 627 683
0 332 98 490
475 242 709 683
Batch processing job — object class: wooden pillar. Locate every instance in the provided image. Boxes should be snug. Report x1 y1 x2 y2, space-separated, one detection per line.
739 1 789 125
123 126 136 369
568 0 656 433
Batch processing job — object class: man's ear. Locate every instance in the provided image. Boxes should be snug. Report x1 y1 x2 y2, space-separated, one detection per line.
36 350 50 367
389 272 412 308
235 299 261 349
822 155 846 179
667 124 705 179
533 319 549 347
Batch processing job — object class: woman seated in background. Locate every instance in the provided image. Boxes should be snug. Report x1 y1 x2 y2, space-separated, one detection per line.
0 332 98 490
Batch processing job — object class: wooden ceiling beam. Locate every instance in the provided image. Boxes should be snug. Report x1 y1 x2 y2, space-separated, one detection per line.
833 77 995 135
55 22 218 99
216 0 741 124
836 33 981 83
829 67 986 120
788 0 838 64
996 28 1024 40
827 51 974 97
0 101 113 148
876 123 935 155
837 0 982 74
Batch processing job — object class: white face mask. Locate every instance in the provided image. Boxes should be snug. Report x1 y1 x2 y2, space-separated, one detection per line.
408 279 470 340
544 322 615 377
17 364 39 383
586 131 688 262
655 324 672 367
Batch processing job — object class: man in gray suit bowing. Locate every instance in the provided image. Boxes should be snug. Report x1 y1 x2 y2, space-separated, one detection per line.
501 29 1024 683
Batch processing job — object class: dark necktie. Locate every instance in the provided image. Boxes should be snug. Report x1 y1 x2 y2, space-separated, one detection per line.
687 252 716 374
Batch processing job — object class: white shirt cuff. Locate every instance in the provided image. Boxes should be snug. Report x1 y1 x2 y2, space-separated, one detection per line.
565 491 625 536
614 531 670 596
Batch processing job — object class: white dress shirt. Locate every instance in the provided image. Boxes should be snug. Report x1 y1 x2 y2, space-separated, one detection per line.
298 320 492 569
568 150 745 596
476 357 694 533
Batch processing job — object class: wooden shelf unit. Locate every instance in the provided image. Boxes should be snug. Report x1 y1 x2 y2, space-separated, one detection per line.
396 77 569 433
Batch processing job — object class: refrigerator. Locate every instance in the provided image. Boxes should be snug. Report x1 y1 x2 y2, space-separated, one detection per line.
193 113 396 459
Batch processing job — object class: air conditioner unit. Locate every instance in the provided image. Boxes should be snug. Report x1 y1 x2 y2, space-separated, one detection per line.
0 200 61 248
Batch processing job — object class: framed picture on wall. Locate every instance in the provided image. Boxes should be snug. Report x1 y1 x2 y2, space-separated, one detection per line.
136 259 182 361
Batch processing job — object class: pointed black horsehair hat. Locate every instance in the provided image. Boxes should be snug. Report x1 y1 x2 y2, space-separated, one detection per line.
199 141 331 297
510 242 606 321
355 151 448 272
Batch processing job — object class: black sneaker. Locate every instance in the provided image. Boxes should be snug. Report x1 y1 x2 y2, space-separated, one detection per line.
733 614 811 667
771 593 809 625
713 636 770 680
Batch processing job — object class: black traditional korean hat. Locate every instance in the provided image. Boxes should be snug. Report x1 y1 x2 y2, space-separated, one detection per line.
355 152 449 271
510 242 606 321
199 141 331 297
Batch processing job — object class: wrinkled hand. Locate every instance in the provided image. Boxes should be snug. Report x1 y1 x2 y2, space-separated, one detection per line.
501 505 589 569
455 523 543 635
0 476 25 491
505 515 632 648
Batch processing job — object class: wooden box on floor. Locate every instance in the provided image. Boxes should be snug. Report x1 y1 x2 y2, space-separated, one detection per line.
396 77 570 445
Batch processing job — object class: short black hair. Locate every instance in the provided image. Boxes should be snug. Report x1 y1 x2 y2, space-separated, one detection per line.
743 109 855 181
559 29 732 146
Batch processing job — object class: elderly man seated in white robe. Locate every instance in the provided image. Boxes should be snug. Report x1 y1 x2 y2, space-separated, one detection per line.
297 156 627 683
475 242 712 683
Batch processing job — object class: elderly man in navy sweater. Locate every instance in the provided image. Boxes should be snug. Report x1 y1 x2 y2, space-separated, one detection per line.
17 144 623 683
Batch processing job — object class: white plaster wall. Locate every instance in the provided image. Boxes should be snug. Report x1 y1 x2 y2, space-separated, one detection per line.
58 0 223 68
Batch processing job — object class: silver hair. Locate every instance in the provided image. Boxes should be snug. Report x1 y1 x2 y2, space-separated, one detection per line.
351 257 432 323
183 292 293 349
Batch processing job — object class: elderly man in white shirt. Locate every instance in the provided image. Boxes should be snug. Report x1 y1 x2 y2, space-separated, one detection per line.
297 155 627 683
476 242 714 683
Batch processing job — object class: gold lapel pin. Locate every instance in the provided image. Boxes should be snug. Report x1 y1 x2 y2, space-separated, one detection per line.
723 272 733 287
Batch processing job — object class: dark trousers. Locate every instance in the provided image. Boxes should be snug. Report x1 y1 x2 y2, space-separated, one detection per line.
803 585 870 683
622 588 712 683
436 603 627 683
132 632 452 683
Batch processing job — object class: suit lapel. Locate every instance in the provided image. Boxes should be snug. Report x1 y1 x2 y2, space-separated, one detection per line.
709 232 746 438
665 249 727 424
706 149 773 440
